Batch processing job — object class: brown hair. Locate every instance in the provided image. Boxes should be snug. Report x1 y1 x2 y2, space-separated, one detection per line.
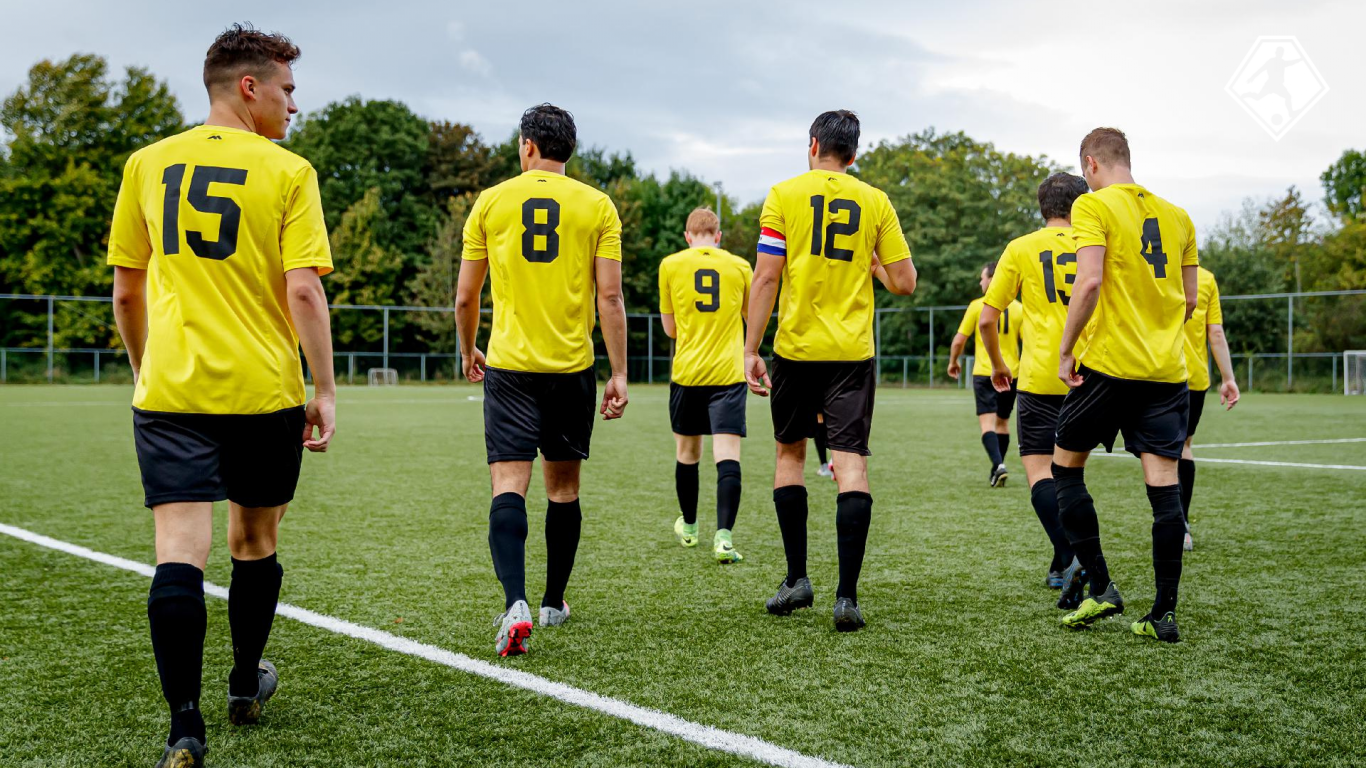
686 207 720 236
204 23 301 93
1079 127 1131 168
982 261 997 278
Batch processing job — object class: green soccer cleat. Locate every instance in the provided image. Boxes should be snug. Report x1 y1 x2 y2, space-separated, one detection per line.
1061 582 1125 629
713 529 743 564
227 659 279 726
1132 611 1181 643
674 516 699 548
155 736 206 768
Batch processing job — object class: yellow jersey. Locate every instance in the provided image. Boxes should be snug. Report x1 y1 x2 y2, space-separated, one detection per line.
1070 184 1198 383
984 226 1079 395
462 170 622 374
1183 267 1224 391
659 246 752 386
107 125 333 415
758 170 912 361
957 297 1022 378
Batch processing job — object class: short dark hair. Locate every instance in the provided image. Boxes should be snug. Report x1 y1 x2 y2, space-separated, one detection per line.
204 23 300 93
809 110 860 165
1037 172 1089 220
520 103 577 163
982 261 997 278
1079 127 1131 168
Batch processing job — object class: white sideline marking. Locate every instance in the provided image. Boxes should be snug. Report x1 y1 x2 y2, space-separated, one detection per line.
1092 452 1366 472
0 522 848 768
1196 437 1366 448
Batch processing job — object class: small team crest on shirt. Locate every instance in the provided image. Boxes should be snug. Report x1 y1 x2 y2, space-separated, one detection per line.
208 135 223 140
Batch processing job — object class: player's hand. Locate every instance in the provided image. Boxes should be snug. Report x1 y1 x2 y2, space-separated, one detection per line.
1059 352 1084 388
946 360 960 380
991 364 1012 393
1220 378 1241 410
744 352 771 396
601 373 628 420
462 348 486 383
303 392 336 453
870 254 882 274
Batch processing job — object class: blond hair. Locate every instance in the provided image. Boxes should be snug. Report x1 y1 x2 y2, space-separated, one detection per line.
685 207 720 236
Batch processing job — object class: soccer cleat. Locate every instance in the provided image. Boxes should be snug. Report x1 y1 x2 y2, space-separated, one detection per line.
713 530 743 564
227 659 279 726
765 577 814 616
1132 611 1181 643
155 736 206 768
674 516 699 548
1183 531 1194 551
539 601 570 627
1061 582 1125 629
1046 570 1065 589
990 463 1009 488
832 597 865 632
816 462 834 479
1056 558 1088 610
495 600 533 657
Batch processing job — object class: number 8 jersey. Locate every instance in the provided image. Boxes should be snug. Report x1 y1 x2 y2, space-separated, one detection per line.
107 125 333 415
1069 184 1198 384
462 170 623 374
758 170 911 362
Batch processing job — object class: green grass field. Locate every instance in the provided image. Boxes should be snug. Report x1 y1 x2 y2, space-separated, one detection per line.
2 384 1364 767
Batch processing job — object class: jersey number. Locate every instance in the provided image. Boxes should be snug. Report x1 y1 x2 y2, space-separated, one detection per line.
999 307 1010 335
1038 250 1077 305
521 198 561 263
161 164 248 260
808 196 862 262
694 269 721 312
1140 218 1167 278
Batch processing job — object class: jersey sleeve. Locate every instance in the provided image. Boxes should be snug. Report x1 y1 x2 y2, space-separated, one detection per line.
461 191 489 261
595 197 623 262
957 301 982 337
1070 194 1107 250
757 188 787 258
1206 275 1223 325
658 259 674 314
107 155 152 269
874 193 912 266
280 165 334 276
1179 208 1199 267
982 247 1021 312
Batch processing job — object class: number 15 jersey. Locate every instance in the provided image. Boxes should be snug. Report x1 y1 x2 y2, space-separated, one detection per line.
462 170 622 374
758 170 912 362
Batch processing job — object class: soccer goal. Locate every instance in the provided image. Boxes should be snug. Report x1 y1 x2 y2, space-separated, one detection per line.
367 367 398 387
1345 351 1366 395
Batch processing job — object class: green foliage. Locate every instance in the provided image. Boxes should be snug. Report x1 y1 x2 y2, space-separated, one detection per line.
1200 201 1284 353
1320 148 1366 223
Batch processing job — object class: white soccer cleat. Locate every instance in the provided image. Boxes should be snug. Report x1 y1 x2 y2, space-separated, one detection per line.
817 462 835 480
539 601 570 627
495 600 533 657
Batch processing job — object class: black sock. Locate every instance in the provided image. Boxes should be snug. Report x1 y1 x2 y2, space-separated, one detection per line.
543 498 582 610
148 563 206 746
675 461 700 526
835 492 873 604
981 432 1004 468
997 432 1011 459
773 485 808 586
228 553 283 697
814 424 829 465
1052 464 1111 596
1029 479 1074 571
489 492 528 609
715 460 741 532
1178 458 1196 526
1148 483 1185 616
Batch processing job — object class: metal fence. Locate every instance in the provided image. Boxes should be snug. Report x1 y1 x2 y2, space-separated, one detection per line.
3 290 1364 392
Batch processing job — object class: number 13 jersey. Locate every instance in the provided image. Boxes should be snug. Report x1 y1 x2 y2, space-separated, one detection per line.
758 170 911 362
107 125 333 415
462 170 622 374
984 226 1079 396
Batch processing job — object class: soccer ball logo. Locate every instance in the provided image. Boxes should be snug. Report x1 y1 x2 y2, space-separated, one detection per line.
1226 36 1328 141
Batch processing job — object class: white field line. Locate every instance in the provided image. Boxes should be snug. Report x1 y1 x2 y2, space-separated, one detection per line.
1092 452 1366 472
0 522 849 768
1195 437 1366 448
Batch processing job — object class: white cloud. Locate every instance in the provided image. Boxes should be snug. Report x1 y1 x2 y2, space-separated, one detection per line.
458 49 492 77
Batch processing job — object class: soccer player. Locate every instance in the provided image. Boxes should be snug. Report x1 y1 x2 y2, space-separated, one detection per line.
744 110 917 632
947 263 1022 487
659 207 752 563
108 25 335 767
978 173 1089 598
1181 266 1241 549
1051 128 1199 643
455 103 628 657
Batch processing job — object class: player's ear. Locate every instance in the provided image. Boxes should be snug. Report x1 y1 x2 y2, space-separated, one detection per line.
808 137 819 157
845 152 857 168
684 231 694 246
239 74 257 102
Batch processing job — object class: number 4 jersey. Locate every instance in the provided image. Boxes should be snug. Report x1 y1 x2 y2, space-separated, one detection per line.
462 170 623 374
658 246 753 386
107 125 333 415
1069 184 1198 384
758 170 912 362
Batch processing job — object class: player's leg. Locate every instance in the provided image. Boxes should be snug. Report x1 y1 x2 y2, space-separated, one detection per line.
994 380 1017 475
814 414 833 477
225 502 286 724
766 356 817 614
489 460 535 608
673 433 703 547
974 376 1005 484
536 368 596 628
1017 393 1073 589
1179 389 1205 550
708 382 747 562
824 358 876 632
1124 382 1189 643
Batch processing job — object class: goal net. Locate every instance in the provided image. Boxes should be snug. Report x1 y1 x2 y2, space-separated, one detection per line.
1346 351 1366 395
367 367 398 387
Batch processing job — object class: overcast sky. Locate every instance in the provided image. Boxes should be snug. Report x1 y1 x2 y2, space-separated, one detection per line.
5 0 1362 238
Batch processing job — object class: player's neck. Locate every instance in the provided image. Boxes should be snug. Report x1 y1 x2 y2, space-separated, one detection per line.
809 159 848 174
524 159 567 175
1044 217 1070 228
204 102 259 136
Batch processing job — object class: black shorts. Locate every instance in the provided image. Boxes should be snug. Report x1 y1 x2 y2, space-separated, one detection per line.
770 355 876 456
1016 391 1066 456
1187 388 1207 437
1055 366 1189 459
483 367 596 463
669 382 747 437
132 406 306 509
973 375 1018 418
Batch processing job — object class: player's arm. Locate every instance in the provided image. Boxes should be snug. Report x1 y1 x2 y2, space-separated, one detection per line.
1207 323 1239 410
1058 245 1104 388
658 262 676 339
872 199 916 295
108 155 152 382
1182 265 1199 322
661 314 676 339
596 256 628 419
947 303 978 380
456 193 490 382
980 251 1019 392
287 268 336 452
745 196 785 396
112 267 148 380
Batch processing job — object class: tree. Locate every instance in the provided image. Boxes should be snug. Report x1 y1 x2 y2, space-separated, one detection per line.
1199 200 1284 354
1258 186 1315 293
1321 148 1366 223
326 188 404 350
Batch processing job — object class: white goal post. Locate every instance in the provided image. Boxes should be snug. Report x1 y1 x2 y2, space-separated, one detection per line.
367 367 398 387
1345 351 1366 395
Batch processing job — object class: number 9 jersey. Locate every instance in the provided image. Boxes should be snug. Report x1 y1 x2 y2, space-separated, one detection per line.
107 125 333 415
758 170 911 362
462 170 623 374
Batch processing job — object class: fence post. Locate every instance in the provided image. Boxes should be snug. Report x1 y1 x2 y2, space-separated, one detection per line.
1287 295 1294 390
348 354 354 385
94 350 100 383
1248 356 1254 391
1332 354 1337 394
47 296 54 383
648 317 654 384
382 307 390 371
421 354 426 382
928 308 935 388
875 311 882 384
1 348 5 383
902 357 908 389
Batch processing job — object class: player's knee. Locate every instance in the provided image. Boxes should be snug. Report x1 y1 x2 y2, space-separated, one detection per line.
1052 463 1090 508
776 441 806 464
228 526 277 560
